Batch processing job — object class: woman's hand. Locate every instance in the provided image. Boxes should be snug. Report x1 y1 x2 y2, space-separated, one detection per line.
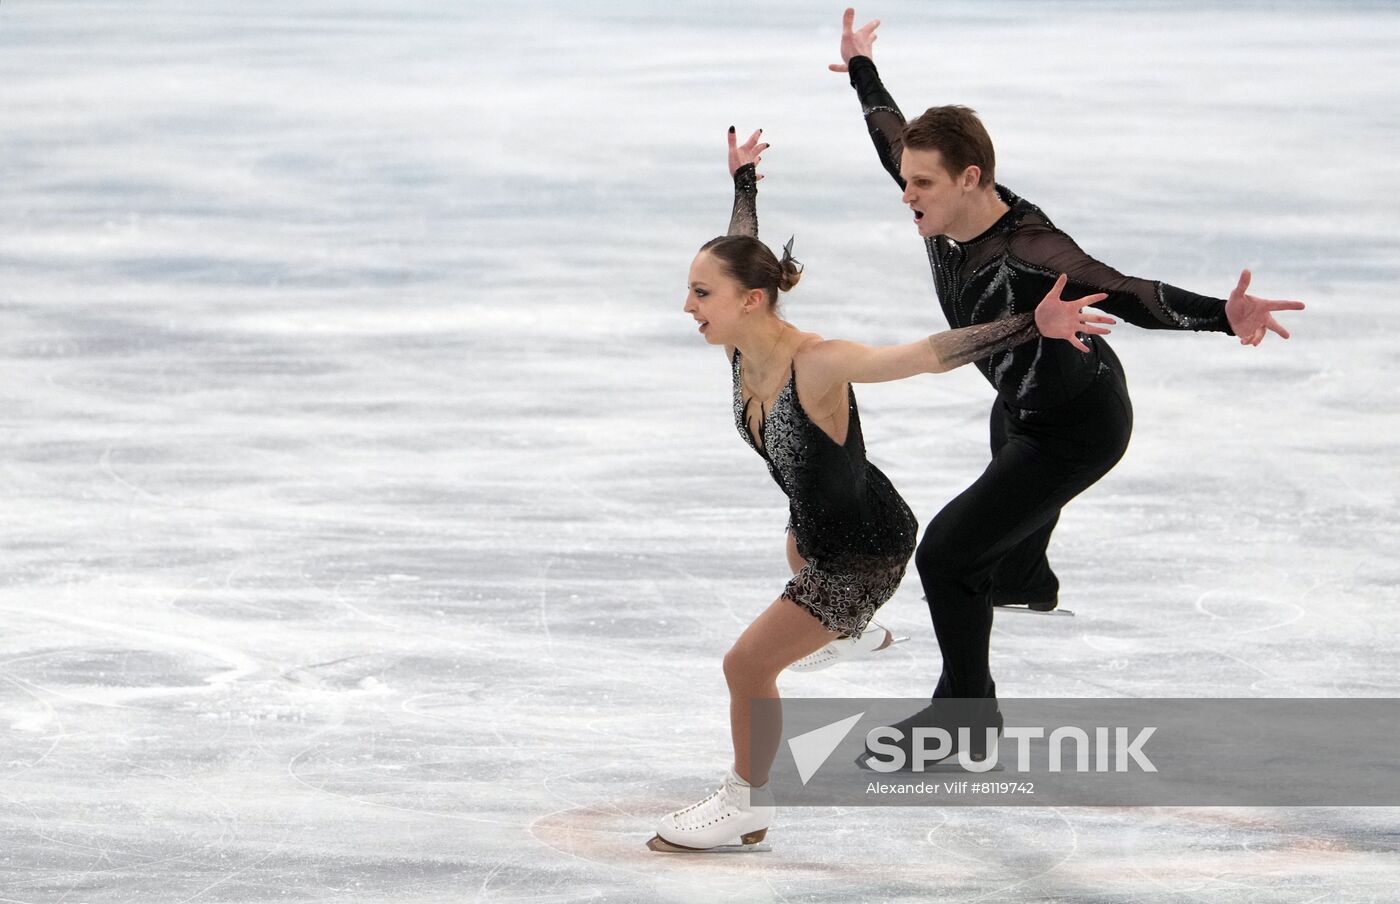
1035 273 1115 353
728 126 768 179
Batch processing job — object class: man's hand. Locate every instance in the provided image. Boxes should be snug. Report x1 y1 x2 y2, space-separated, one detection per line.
728 126 768 179
1224 269 1305 346
1035 274 1115 353
829 7 880 73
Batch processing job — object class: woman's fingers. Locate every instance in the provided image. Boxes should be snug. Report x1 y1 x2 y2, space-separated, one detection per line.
730 128 761 149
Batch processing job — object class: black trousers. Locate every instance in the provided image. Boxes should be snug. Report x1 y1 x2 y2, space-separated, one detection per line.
916 353 1134 699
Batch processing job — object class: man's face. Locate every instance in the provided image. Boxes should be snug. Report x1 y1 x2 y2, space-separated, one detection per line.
899 147 973 239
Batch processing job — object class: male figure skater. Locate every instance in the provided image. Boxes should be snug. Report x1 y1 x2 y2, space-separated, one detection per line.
828 9 1304 748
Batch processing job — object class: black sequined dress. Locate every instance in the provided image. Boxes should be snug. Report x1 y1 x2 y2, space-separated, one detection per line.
731 349 917 636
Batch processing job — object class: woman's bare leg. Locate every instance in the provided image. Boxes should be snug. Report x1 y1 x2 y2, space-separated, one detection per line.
723 595 836 785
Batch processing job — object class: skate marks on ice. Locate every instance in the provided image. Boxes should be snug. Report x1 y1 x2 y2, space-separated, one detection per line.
1103 808 1400 901
0 602 261 705
988 582 1328 697
1190 588 1307 637
532 799 1400 902
914 807 1398 902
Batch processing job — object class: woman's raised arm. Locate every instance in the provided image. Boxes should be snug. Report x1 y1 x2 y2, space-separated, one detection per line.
725 127 768 237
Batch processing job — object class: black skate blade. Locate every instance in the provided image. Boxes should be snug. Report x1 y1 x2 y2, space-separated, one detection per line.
646 835 772 853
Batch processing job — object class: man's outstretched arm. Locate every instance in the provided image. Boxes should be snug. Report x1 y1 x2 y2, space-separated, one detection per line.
1010 226 1304 344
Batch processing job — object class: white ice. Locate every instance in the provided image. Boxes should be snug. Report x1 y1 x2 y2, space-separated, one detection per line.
1 1 1398 901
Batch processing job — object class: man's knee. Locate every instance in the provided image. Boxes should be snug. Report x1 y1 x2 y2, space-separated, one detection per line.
915 522 969 585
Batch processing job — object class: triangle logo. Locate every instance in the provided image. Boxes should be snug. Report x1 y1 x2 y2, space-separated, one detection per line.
788 711 865 785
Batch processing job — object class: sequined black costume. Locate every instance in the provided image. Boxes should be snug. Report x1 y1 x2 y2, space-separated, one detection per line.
844 56 1235 699
719 163 1041 637
719 163 912 635
730 348 915 635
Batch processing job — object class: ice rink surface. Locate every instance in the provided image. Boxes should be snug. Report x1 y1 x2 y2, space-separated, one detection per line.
2 0 1398 900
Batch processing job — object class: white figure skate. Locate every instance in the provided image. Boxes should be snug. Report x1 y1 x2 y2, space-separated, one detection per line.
787 620 907 672
646 768 774 853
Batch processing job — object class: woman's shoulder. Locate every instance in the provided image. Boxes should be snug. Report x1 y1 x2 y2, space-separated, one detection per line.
791 333 849 396
790 332 831 365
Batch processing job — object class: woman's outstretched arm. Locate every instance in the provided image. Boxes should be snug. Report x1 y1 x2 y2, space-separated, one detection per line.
806 275 1115 385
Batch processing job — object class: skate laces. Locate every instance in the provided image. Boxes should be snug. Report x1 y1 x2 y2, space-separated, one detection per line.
668 776 745 829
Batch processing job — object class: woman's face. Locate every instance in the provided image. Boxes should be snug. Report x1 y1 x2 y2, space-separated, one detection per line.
684 250 754 346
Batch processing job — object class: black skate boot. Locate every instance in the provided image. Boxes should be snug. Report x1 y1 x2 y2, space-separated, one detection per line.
992 595 1058 612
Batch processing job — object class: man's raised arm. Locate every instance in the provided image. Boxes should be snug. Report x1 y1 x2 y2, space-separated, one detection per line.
829 8 906 190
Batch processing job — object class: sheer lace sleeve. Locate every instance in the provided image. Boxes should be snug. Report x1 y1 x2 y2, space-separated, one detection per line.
727 163 759 238
847 56 908 190
1009 225 1233 334
930 312 1039 370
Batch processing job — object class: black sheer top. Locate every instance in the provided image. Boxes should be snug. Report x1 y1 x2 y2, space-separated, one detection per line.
846 55 1234 410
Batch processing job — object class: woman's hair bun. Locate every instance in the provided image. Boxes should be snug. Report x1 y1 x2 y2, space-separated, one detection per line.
777 235 804 293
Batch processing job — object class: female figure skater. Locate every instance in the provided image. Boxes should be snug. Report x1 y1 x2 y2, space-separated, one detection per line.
647 127 1114 852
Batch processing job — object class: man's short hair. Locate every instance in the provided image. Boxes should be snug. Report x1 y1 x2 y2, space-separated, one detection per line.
902 105 996 187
